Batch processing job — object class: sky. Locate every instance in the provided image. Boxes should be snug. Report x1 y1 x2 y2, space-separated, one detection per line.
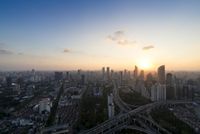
0 0 200 71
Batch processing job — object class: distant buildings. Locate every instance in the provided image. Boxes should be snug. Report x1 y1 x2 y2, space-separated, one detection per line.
54 72 63 81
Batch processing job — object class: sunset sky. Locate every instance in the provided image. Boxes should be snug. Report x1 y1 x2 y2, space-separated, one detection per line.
0 0 200 71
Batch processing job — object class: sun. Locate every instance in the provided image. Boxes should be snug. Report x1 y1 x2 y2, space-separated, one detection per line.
138 58 152 70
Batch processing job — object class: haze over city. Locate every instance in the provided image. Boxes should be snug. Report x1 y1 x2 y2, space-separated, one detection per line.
1 1 200 134
0 0 200 71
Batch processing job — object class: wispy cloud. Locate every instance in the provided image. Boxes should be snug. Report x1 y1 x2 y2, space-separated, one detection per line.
0 42 14 55
142 45 154 50
63 48 70 53
107 30 136 46
18 52 23 55
0 49 13 55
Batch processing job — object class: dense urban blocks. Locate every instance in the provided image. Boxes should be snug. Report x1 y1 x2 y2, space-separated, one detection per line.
119 89 151 106
150 107 195 134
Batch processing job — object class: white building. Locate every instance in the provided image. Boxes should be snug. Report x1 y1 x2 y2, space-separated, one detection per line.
107 93 115 119
151 83 166 101
39 98 52 114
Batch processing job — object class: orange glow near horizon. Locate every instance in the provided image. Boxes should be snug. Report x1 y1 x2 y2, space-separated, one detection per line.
137 58 153 70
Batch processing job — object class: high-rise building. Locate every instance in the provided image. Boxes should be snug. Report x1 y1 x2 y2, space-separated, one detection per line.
81 74 85 85
66 71 69 80
166 73 173 86
139 70 144 81
107 93 114 119
111 69 114 79
134 66 138 79
157 65 165 84
119 71 123 86
166 73 176 100
124 69 127 79
106 67 110 80
102 67 105 80
150 65 166 101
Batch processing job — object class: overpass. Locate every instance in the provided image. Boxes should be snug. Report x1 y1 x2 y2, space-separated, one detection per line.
80 100 193 134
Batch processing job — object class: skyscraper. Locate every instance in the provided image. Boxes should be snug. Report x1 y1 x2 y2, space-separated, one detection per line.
134 65 138 79
106 67 110 80
102 67 105 80
119 71 123 86
156 65 166 100
157 65 165 84
139 70 144 81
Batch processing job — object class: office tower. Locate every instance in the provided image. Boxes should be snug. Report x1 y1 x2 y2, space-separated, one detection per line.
134 65 138 79
107 93 114 119
166 73 176 100
106 67 110 80
102 67 105 80
124 69 127 79
156 65 166 100
77 69 81 76
111 69 114 79
81 74 85 85
31 69 35 75
157 65 165 84
146 73 154 96
119 71 123 86
150 65 166 101
166 73 173 86
139 70 144 81
66 71 69 80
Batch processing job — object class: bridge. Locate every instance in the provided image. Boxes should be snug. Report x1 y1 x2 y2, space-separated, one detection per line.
80 101 192 134
80 79 193 134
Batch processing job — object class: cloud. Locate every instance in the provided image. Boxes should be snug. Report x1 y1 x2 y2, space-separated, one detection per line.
63 49 70 53
107 30 136 46
18 52 23 55
0 49 13 55
142 45 154 50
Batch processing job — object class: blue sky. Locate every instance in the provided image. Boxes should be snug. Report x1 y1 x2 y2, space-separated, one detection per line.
0 0 200 71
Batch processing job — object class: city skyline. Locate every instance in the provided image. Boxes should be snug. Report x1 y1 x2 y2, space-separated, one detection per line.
0 0 200 71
